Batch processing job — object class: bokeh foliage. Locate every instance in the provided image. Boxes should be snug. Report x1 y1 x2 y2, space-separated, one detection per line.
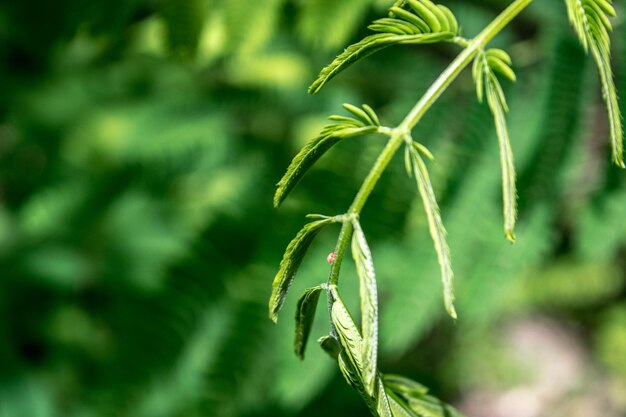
0 0 625 416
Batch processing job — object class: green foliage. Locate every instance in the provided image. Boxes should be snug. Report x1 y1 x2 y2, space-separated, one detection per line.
270 217 336 322
472 48 518 241
351 219 379 394
274 104 380 207
565 0 623 167
309 0 459 94
294 285 324 359
407 142 456 319
1 0 625 416
270 0 625 415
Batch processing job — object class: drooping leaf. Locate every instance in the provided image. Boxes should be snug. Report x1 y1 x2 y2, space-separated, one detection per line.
269 218 334 322
309 0 459 93
485 73 517 242
330 289 364 376
409 146 456 319
294 285 324 359
274 108 379 207
330 289 393 415
565 0 623 167
351 219 379 395
472 50 518 241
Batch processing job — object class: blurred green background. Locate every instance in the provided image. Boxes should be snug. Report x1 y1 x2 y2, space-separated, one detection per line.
1 0 625 416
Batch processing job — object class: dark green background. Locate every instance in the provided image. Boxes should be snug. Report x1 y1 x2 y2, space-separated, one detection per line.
1 1 625 416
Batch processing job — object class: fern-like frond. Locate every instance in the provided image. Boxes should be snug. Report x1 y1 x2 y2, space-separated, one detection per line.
309 0 459 94
473 49 518 241
565 0 623 167
274 104 381 207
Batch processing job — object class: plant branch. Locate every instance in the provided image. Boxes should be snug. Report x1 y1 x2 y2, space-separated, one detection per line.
325 0 533 303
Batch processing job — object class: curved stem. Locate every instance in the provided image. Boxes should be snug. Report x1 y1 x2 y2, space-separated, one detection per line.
325 0 533 325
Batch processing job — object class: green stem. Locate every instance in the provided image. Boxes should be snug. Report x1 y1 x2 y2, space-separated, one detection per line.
325 0 533 311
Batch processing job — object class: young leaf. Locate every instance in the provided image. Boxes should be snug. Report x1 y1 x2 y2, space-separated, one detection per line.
310 0 459 93
330 291 364 380
309 32 453 94
351 219 379 395
472 50 518 241
409 147 456 319
294 285 324 359
485 73 517 242
565 0 623 167
269 218 333 322
274 122 377 207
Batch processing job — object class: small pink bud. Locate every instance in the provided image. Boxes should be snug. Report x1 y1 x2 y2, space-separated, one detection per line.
326 251 336 263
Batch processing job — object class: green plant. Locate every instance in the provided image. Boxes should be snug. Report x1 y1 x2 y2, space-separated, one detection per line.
269 0 623 415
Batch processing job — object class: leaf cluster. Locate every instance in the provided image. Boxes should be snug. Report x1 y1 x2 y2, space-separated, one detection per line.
309 0 459 94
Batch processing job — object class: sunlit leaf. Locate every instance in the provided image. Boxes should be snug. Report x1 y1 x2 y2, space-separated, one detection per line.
485 73 517 242
565 0 623 167
309 0 459 93
409 146 456 319
351 219 379 395
472 50 518 241
330 289 364 375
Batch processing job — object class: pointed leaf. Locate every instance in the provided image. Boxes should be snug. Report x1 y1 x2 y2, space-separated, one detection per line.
565 0 623 167
274 125 377 206
351 220 379 395
294 285 324 359
485 77 517 242
330 290 364 376
269 219 333 322
409 148 456 319
309 32 453 94
590 42 623 167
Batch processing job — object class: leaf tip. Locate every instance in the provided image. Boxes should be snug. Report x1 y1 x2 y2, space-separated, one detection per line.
273 193 282 208
505 229 516 243
269 309 279 323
